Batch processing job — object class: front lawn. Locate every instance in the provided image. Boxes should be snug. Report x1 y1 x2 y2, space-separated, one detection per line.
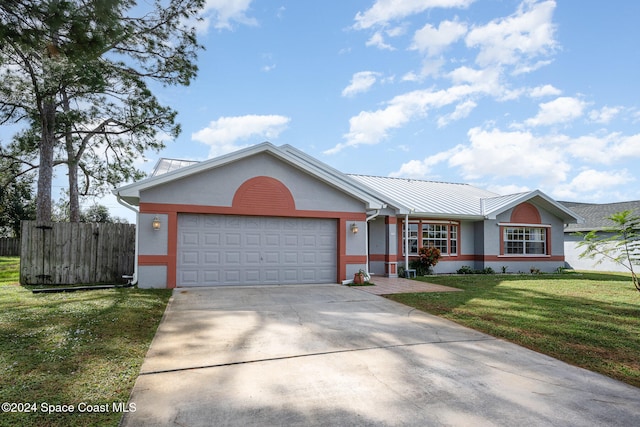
387 271 640 388
0 257 172 427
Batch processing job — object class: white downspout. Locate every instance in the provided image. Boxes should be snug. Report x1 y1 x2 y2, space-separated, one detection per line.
116 193 139 285
404 214 409 272
365 210 380 276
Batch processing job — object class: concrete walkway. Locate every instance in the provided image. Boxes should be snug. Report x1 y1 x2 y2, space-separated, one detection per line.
121 284 640 426
355 275 462 295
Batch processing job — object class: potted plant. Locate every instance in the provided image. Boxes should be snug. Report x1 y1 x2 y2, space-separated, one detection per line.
353 269 365 284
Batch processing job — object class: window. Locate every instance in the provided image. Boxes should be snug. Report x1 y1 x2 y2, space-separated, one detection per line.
503 227 546 255
403 221 458 256
422 224 458 255
403 223 418 255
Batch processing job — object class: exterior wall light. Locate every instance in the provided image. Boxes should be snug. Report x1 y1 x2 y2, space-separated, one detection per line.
351 223 359 234
152 215 161 231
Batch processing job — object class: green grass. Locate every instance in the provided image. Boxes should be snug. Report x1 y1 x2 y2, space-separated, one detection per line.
387 271 640 388
0 257 172 427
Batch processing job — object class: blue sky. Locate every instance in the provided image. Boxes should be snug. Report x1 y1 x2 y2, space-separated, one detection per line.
36 1 640 220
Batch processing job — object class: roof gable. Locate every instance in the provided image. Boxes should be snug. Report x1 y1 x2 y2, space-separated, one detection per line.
115 142 387 209
482 190 581 223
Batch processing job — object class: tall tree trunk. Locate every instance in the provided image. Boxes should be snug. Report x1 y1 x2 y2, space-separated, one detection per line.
62 88 80 223
36 100 55 222
67 156 80 222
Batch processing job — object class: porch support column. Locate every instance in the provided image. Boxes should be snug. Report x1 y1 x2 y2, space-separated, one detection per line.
404 214 409 271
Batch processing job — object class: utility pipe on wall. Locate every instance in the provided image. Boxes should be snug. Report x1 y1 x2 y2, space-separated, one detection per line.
365 210 380 275
116 193 140 286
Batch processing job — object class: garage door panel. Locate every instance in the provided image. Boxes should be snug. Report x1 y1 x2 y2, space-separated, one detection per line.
283 251 298 264
245 233 261 246
177 214 336 286
203 270 220 283
265 234 280 246
245 270 260 283
180 270 199 285
245 251 261 264
318 234 334 247
181 232 200 246
225 233 241 246
225 252 241 264
264 269 279 282
283 234 298 246
264 251 280 264
203 233 220 246
181 251 199 265
224 270 241 282
318 251 335 263
203 252 220 264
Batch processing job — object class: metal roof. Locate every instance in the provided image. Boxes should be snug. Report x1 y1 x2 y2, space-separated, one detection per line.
115 145 580 224
151 158 198 176
347 175 498 217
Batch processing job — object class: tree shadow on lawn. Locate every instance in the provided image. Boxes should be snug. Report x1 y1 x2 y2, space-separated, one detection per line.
0 285 170 426
387 272 640 387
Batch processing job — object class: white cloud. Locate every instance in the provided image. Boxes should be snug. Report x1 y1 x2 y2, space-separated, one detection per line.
329 74 510 154
447 65 503 95
192 115 291 157
553 169 635 200
465 0 557 69
529 84 562 98
390 148 458 178
200 0 257 32
411 20 468 56
327 85 482 154
568 169 632 192
354 0 475 30
448 127 570 183
437 99 477 127
525 96 586 126
342 71 381 97
403 58 446 81
588 106 621 124
567 132 640 164
366 32 395 50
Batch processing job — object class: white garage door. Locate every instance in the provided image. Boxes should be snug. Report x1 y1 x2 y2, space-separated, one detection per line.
177 214 337 286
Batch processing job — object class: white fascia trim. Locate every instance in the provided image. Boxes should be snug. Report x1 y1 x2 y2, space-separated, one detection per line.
278 145 391 210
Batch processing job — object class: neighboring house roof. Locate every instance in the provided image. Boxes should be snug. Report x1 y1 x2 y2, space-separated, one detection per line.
115 142 580 223
561 201 640 232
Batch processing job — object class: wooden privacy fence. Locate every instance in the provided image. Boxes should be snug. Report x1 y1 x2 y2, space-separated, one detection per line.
0 238 20 256
20 221 136 285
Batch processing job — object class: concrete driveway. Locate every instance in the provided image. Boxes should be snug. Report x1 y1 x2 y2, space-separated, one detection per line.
120 284 640 426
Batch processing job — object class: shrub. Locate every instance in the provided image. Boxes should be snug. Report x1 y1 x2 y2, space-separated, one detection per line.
457 266 474 274
412 246 441 275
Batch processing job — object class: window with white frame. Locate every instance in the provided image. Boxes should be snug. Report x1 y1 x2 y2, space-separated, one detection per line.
503 226 547 255
402 223 419 255
422 223 458 255
403 221 458 256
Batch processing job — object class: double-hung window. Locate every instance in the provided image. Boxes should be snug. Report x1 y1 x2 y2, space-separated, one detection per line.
403 223 419 255
403 221 458 256
503 226 547 255
422 224 458 255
